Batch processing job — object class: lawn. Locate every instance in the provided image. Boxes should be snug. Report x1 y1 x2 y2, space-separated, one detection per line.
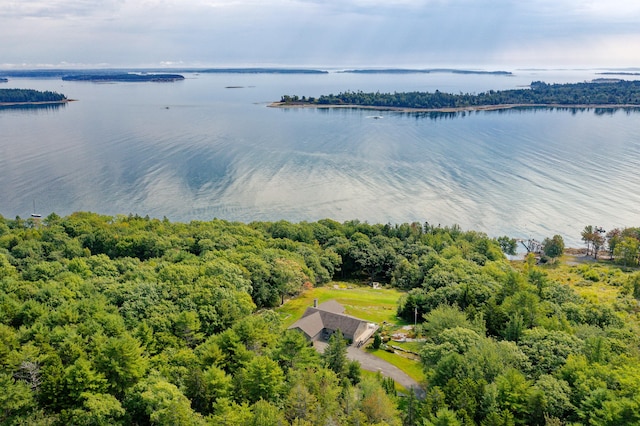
277 281 407 327
365 347 425 383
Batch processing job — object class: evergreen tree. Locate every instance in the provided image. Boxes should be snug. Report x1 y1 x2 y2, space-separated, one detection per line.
323 330 348 378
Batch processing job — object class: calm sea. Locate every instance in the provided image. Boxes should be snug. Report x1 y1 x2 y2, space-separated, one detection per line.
1 70 639 246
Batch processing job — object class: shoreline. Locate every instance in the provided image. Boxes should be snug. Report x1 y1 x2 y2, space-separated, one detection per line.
0 99 75 107
268 102 640 113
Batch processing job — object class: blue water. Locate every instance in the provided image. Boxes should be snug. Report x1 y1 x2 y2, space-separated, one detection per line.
1 70 639 246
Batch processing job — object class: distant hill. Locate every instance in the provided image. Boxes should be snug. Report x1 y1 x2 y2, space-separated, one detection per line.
339 68 512 75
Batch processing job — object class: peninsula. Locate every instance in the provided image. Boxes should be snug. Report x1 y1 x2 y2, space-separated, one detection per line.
272 79 640 112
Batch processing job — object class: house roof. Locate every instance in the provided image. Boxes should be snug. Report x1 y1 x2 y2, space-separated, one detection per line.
289 300 371 341
289 311 324 339
315 300 345 314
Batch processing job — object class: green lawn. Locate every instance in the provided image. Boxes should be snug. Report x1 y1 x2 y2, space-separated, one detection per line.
365 347 425 383
277 282 406 327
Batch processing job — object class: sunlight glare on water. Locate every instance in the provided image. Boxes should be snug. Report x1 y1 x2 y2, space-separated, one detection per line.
1 70 639 246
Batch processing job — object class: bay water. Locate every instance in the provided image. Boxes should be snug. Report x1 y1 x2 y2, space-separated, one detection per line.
1 70 639 246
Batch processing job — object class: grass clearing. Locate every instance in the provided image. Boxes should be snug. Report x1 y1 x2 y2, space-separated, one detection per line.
539 260 627 306
277 281 406 327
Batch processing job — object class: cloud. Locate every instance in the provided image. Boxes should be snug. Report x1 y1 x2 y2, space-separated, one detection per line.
4 0 124 18
2 0 640 68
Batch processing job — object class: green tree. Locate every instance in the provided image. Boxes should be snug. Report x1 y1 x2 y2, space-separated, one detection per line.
497 236 517 256
250 399 286 426
238 356 285 404
284 382 319 424
138 379 204 425
62 357 108 407
614 236 639 267
542 235 565 260
272 329 319 372
0 372 35 424
423 407 462 426
519 328 583 376
372 332 382 350
61 392 125 426
95 334 147 396
494 369 532 424
358 376 401 425
323 330 348 378
208 398 253 426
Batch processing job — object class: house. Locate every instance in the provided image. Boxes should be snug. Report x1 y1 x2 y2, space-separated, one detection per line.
288 299 377 346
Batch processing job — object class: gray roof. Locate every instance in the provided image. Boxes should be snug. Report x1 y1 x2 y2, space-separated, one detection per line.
289 300 370 342
290 311 324 338
315 300 345 314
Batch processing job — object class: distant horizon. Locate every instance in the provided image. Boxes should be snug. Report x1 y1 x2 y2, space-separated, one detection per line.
2 64 640 72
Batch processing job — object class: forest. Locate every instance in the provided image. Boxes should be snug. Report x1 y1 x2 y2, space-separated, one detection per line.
1 213 640 425
0 89 67 103
61 74 185 82
279 80 640 109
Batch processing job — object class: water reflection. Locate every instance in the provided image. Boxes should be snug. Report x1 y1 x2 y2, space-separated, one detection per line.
3 73 640 247
0 103 66 113
307 106 640 121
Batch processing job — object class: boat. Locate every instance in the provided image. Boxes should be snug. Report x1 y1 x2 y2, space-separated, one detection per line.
31 200 41 218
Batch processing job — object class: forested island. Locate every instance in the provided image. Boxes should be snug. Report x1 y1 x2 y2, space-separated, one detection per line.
275 79 640 111
62 73 185 82
0 68 328 79
0 88 67 105
339 68 512 75
198 68 328 74
0 77 7 83
2 212 640 425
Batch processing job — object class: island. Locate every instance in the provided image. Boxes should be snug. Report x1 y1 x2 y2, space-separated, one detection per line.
198 68 328 74
338 68 512 75
0 88 68 106
61 73 185 82
0 77 7 83
272 79 640 112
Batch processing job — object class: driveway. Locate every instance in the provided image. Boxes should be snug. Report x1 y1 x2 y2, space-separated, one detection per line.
314 341 425 398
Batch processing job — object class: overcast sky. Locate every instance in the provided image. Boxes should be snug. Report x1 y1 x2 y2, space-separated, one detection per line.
3 0 640 69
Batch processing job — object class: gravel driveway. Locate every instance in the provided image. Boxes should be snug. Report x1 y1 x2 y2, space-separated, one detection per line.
314 341 424 398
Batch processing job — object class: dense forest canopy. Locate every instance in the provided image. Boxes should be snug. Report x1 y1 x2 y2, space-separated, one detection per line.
279 80 640 109
0 89 67 103
1 213 640 425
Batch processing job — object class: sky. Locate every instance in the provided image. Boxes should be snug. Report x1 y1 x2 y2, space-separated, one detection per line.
3 0 640 69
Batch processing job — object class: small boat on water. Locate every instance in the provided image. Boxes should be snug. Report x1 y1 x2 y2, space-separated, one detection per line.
31 200 41 218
